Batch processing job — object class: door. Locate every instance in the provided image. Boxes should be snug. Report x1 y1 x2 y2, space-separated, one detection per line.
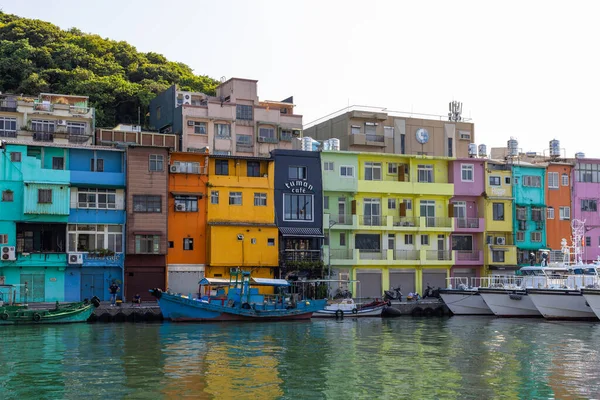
420 200 436 227
338 197 346 224
453 201 467 228
389 270 415 294
438 235 446 260
126 270 166 301
20 273 45 302
422 269 447 293
81 274 105 301
356 270 382 300
363 198 381 226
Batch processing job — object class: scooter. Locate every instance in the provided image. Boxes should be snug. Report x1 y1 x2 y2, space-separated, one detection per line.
423 285 441 299
383 286 403 302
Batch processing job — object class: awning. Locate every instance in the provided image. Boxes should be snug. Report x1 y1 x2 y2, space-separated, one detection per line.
199 277 230 285
133 231 162 235
488 265 520 270
251 277 290 287
279 227 324 237
490 246 509 251
171 191 204 197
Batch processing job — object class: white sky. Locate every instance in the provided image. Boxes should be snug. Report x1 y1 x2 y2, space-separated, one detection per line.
2 0 599 157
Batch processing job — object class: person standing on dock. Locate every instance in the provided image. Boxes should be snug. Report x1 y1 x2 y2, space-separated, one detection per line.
109 281 120 306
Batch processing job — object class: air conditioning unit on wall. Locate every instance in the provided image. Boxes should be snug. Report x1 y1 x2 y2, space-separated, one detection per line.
68 253 83 264
1 246 16 261
175 203 186 212
496 237 506 245
170 165 180 173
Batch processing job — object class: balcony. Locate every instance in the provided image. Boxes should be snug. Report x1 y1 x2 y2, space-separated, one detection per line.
81 253 124 267
11 252 68 267
326 247 455 266
455 250 483 265
0 130 17 138
33 132 54 142
327 214 353 226
454 217 485 232
0 99 17 112
70 171 126 187
391 216 420 228
358 249 385 260
422 217 453 229
281 249 322 262
69 106 90 115
68 133 92 144
426 250 453 261
359 215 386 227
329 248 354 260
394 250 420 261
236 143 254 153
486 245 517 265
257 136 279 144
33 103 54 112
349 133 386 147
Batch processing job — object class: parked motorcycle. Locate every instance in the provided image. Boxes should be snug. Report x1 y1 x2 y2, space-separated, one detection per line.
333 288 353 299
423 284 441 299
383 286 403 302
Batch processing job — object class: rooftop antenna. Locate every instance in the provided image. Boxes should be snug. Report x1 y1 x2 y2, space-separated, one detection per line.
448 100 463 122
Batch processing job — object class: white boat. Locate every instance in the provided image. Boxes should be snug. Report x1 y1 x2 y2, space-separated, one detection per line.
581 288 600 319
312 298 385 318
439 278 493 315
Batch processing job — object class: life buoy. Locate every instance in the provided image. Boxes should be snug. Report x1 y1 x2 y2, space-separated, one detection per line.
411 307 424 317
424 308 434 317
434 307 445 317
33 313 41 322
351 308 358 315
0 312 8 320
335 309 344 319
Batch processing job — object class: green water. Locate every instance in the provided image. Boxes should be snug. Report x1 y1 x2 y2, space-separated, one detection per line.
1 317 599 399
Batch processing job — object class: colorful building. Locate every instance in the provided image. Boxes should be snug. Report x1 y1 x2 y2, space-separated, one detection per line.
448 158 486 279
205 155 278 283
512 163 547 266
572 158 600 263
483 160 517 272
545 161 573 258
323 150 454 299
166 151 208 296
149 78 303 155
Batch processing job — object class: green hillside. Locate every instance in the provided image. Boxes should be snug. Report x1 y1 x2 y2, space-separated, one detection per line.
0 12 219 127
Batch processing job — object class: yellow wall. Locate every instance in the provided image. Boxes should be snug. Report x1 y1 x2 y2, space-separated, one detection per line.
484 199 513 232
207 226 279 267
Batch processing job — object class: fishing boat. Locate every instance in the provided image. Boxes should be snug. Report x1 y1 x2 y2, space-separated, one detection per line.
150 269 328 322
438 277 493 315
0 284 100 325
312 298 385 318
580 286 600 319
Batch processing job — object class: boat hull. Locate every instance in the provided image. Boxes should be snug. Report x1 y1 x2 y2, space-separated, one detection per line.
312 305 384 318
527 289 598 320
0 303 97 325
581 289 600 320
478 288 541 317
439 290 493 315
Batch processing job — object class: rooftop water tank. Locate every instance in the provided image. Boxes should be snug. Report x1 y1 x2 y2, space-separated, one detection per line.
549 139 561 157
575 152 585 159
328 138 340 151
507 137 519 157
478 144 487 158
301 137 314 151
468 143 477 157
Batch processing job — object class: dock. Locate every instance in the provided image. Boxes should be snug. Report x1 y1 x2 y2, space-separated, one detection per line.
383 299 450 317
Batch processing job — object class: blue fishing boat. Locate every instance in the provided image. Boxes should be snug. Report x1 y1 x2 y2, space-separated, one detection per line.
150 269 327 322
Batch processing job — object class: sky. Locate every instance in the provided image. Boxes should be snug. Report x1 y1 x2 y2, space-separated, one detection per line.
2 0 599 157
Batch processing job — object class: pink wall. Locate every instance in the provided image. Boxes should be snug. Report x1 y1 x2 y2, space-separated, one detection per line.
450 159 485 196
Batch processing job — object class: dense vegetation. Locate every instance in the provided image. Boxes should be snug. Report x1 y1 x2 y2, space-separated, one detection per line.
0 12 219 127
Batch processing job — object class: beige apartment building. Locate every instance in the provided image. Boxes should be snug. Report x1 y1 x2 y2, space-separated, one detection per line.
303 108 475 158
0 93 95 145
149 78 303 156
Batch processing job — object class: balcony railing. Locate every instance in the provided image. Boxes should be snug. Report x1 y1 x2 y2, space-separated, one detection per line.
282 249 322 262
33 103 54 112
456 250 482 261
33 132 54 142
359 215 386 226
0 130 17 138
359 249 385 260
365 134 385 142
328 214 353 225
423 217 452 228
0 99 17 111
69 106 90 114
425 250 453 261
394 250 420 260
68 133 92 144
391 216 419 227
257 136 278 144
329 248 354 260
455 218 480 229
236 143 254 152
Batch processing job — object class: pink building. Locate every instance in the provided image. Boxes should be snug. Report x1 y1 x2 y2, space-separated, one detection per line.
448 158 486 278
572 158 600 262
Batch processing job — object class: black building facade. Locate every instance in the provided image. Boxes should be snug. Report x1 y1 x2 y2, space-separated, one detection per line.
271 150 324 279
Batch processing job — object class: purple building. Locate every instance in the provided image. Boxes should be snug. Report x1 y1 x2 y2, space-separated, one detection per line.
572 159 600 262
448 158 486 278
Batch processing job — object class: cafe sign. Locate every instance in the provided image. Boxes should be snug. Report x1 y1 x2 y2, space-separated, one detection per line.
285 180 314 194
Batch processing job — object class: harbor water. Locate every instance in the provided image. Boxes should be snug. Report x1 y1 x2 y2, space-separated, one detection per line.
2 317 600 399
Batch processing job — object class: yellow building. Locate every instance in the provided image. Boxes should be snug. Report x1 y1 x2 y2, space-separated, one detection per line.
483 160 517 272
206 155 278 283
323 151 455 298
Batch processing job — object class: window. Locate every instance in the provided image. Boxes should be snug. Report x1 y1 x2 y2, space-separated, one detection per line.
355 234 380 251
388 198 396 210
229 192 242 205
237 135 253 147
284 194 313 221
531 232 542 242
215 123 231 138
505 177 511 185
0 117 17 137
581 199 597 212
489 176 501 186
258 127 276 140
189 121 207 134
289 166 307 180
52 157 64 170
562 174 569 186
210 191 219 204
90 158 104 172
560 206 570 220
183 238 194 251
405 234 413 245
388 163 398 174
585 236 591 247
31 119 55 133
10 152 21 162
77 188 117 209
156 106 161 120
38 189 52 204
384 126 394 137
364 162 382 181
236 105 253 120
451 235 473 251
324 196 329 209
280 130 293 141
324 162 334 171
340 166 354 177
175 196 198 212
461 164 474 182
547 207 555 219
400 133 405 154
523 175 541 187
531 207 542 221
254 193 267 206
492 203 504 221
135 235 160 254
420 234 429 246
67 224 123 253
548 172 559 189
173 161 200 174
447 138 453 157
267 238 275 246
417 165 434 183
576 163 600 183
340 233 346 246
247 161 260 177
133 195 161 212
2 190 13 202
149 154 164 172
403 199 412 210
364 122 377 136
388 234 395 250
351 125 360 135
213 151 231 156
0 234 7 244
516 207 527 220
67 122 86 136
517 232 524 242
215 160 229 175
492 251 505 263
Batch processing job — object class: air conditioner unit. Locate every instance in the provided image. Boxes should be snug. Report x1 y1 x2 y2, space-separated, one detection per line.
182 94 192 105
68 253 83 264
175 203 186 212
57 119 67 126
459 133 471 140
1 246 16 261
496 237 506 245
170 165 180 173
187 120 195 126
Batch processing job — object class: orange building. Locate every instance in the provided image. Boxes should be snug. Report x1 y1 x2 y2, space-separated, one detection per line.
545 162 573 252
166 151 209 296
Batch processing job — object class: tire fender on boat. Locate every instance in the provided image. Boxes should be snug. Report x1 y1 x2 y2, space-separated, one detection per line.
33 313 41 322
91 296 101 308
335 309 344 319
352 308 358 315
0 312 8 320
411 307 424 317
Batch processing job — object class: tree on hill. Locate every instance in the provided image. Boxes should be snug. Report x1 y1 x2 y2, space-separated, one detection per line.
0 12 219 128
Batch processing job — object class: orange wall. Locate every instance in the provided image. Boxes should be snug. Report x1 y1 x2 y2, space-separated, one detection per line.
167 152 209 266
546 164 572 250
